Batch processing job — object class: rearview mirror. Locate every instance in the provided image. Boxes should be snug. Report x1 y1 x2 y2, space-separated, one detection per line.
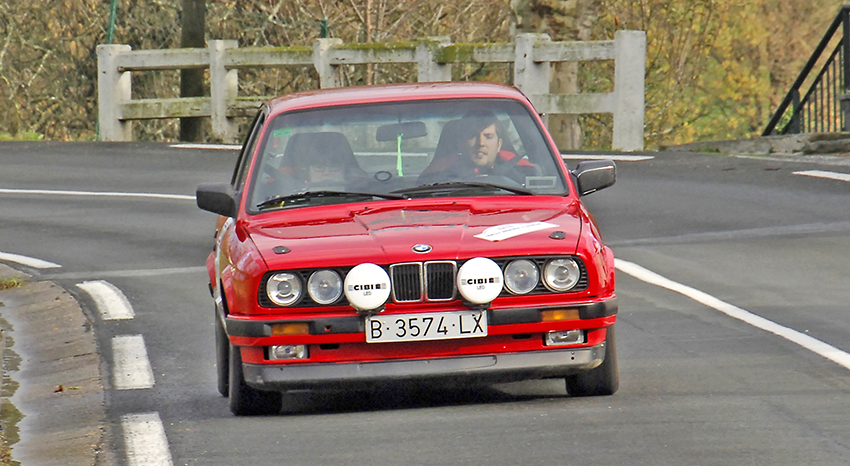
375 121 428 142
571 160 616 196
197 183 238 217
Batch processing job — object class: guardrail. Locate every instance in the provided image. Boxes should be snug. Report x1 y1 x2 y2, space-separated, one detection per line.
97 31 645 150
764 6 850 135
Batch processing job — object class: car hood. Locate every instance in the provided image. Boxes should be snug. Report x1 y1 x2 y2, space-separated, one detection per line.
248 199 583 269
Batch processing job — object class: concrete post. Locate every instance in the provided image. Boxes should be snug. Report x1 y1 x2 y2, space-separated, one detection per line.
514 34 551 97
313 38 343 89
416 37 452 83
97 44 133 141
210 40 239 143
612 30 646 151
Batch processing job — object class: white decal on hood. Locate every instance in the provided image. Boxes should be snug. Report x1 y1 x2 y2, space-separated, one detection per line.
473 222 558 242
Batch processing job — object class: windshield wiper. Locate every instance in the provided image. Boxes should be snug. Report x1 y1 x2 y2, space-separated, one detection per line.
392 181 534 197
257 190 406 210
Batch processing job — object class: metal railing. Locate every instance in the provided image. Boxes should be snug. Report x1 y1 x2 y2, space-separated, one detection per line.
764 5 850 135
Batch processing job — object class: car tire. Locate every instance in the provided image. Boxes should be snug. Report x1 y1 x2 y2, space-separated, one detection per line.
228 343 283 416
215 311 229 397
565 325 619 397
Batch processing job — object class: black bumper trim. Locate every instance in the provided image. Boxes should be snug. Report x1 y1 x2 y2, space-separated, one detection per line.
242 344 606 391
226 296 617 338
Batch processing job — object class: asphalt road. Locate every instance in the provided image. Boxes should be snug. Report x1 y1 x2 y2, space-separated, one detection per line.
2 141 850 465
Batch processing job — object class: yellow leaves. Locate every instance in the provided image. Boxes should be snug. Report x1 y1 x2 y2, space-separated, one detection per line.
0 0 836 144
0 277 24 290
593 0 840 148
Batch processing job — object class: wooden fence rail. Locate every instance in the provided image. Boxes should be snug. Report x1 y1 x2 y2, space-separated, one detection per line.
97 31 645 150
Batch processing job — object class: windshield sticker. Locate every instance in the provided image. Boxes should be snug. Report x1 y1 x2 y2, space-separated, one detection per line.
474 222 558 242
272 128 292 138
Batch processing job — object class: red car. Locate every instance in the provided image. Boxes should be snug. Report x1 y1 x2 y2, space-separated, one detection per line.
197 82 618 415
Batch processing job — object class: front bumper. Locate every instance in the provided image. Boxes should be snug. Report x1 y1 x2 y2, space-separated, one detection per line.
226 297 618 338
242 343 606 391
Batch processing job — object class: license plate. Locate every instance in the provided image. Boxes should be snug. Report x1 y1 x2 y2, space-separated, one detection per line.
366 310 488 343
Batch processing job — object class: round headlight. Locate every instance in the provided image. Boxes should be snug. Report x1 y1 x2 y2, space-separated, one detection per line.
307 270 343 305
504 259 539 294
266 272 302 306
543 258 581 292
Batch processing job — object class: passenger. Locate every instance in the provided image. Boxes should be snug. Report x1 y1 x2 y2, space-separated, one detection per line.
256 132 360 203
284 133 351 188
286 132 366 186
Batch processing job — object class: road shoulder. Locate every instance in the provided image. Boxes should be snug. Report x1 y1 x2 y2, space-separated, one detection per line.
0 263 105 466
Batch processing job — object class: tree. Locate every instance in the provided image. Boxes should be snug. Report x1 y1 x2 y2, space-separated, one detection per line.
0 0 842 148
598 0 840 147
512 0 602 150
180 0 206 142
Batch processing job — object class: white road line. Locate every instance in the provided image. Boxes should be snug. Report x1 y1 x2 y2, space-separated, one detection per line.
112 335 156 390
794 170 850 182
615 259 850 371
0 187 195 201
169 143 241 151
47 265 207 280
0 251 61 269
561 154 654 162
122 412 174 466
77 280 135 320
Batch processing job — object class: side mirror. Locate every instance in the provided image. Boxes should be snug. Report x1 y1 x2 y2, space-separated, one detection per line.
197 183 238 218
571 160 616 196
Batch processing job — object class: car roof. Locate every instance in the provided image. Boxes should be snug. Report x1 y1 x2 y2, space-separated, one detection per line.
266 82 532 115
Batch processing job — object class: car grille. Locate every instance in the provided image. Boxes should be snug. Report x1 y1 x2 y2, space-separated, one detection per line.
390 261 457 302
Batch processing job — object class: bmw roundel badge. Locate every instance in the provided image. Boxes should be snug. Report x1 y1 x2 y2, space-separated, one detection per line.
412 244 432 254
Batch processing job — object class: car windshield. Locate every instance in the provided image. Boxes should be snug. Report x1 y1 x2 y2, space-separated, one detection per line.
247 98 568 211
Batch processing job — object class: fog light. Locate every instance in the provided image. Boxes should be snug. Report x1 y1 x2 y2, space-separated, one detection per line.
268 345 309 360
545 330 585 346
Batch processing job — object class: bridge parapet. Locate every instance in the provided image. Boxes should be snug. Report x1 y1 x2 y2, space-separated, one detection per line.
97 31 645 150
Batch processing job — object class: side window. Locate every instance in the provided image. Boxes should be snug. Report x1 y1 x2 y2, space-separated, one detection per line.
231 109 266 190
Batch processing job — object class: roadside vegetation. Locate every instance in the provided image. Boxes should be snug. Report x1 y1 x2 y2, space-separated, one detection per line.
0 132 42 142
0 438 8 466
0 0 843 148
0 278 24 291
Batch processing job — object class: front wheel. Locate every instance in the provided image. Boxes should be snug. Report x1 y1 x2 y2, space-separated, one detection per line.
228 344 283 416
565 325 619 397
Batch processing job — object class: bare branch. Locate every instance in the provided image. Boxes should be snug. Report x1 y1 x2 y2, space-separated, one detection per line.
26 49 52 88
347 0 367 26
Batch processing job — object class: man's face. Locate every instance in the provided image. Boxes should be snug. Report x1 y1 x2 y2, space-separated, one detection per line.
466 123 503 168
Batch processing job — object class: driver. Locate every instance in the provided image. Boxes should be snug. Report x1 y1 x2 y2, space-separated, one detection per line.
418 110 536 185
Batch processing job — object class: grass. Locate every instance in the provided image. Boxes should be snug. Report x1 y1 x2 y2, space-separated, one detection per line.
0 277 24 291
0 132 43 141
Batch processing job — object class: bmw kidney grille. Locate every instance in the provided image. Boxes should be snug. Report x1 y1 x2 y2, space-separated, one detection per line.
390 261 457 302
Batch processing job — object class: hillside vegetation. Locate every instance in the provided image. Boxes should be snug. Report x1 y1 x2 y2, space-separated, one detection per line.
0 0 843 148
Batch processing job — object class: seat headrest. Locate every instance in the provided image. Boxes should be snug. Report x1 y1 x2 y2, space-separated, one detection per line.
284 132 354 164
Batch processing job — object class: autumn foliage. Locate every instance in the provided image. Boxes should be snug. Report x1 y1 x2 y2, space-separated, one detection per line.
0 0 844 148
